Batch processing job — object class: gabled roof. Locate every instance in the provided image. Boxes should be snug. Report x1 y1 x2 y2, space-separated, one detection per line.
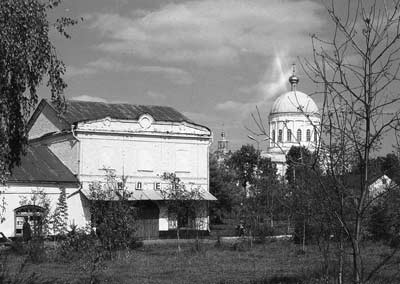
7 145 79 185
27 99 210 140
58 100 193 125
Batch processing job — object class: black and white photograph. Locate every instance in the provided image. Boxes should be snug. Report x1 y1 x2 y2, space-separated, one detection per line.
1 0 400 283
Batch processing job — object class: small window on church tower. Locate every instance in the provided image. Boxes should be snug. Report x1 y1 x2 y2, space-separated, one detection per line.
297 129 302 142
287 129 292 142
314 131 318 143
306 129 311 141
278 130 282 142
272 130 275 143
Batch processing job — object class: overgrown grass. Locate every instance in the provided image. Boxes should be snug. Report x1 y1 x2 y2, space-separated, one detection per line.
1 240 400 283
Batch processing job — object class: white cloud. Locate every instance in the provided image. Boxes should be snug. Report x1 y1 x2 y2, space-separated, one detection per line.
146 90 167 100
65 66 98 77
88 0 325 65
67 58 193 85
70 95 108 103
136 66 194 85
215 100 257 119
217 52 293 115
87 58 128 71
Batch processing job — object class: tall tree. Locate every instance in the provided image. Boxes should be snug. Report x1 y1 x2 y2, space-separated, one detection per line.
227 144 259 191
89 169 137 254
209 153 241 223
227 145 282 237
160 172 204 252
0 0 77 182
302 1 400 283
52 187 68 236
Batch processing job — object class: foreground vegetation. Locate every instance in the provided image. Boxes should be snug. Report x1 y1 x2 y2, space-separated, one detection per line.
1 239 400 284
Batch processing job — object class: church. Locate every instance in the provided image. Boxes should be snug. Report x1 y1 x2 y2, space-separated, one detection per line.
0 99 216 239
262 71 321 175
213 70 320 176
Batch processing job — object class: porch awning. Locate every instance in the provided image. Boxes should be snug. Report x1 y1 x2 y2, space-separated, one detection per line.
80 188 217 201
199 191 218 201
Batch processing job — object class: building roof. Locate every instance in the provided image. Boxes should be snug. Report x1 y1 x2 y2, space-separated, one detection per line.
270 91 319 115
7 145 79 185
57 100 193 125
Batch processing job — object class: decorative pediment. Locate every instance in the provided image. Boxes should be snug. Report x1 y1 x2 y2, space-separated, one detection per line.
76 118 211 137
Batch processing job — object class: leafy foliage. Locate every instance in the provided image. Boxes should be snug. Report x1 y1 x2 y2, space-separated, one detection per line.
368 188 400 243
0 0 78 182
209 153 242 223
89 170 138 252
160 172 204 230
227 144 259 189
52 187 68 236
220 144 284 240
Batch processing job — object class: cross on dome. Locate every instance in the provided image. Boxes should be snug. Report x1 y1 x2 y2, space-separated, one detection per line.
289 64 299 91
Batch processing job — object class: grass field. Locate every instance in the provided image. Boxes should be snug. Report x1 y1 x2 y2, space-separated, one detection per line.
2 239 400 284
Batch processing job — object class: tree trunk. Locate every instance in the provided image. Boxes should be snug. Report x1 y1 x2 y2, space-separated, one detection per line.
353 219 363 284
338 228 344 284
177 227 181 252
302 217 306 252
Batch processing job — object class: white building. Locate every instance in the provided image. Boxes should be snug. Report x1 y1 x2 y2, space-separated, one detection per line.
263 71 321 175
0 99 216 239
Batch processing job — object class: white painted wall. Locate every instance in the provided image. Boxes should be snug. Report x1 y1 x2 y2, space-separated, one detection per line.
0 185 83 237
76 118 211 195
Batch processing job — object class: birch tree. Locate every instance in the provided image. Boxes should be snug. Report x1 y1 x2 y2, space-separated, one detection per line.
0 0 77 182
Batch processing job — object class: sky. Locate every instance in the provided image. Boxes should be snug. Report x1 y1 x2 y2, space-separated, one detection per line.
39 0 397 153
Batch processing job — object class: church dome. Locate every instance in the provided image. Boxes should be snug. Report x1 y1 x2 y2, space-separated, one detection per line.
270 90 319 115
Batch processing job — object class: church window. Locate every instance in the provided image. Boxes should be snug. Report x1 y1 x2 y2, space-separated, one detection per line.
287 129 292 142
278 130 282 142
314 131 318 143
272 130 275 143
297 129 302 142
306 129 311 141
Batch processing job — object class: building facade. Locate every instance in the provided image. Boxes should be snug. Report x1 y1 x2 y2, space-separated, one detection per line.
0 99 215 238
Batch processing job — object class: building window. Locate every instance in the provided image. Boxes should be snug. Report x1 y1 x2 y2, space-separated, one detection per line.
278 130 282 142
287 129 292 142
168 206 195 229
272 130 275 143
136 181 142 190
297 129 302 142
14 205 45 237
314 130 318 143
306 129 311 142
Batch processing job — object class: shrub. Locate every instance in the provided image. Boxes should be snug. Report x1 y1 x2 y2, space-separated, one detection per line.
27 237 46 263
57 226 98 262
253 224 275 243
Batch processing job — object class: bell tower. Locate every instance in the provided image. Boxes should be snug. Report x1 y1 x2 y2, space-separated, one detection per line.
217 131 229 155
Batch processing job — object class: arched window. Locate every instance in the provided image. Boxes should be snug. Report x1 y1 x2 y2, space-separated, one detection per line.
297 129 302 142
314 130 318 143
272 130 275 143
287 129 292 142
278 129 282 142
14 205 45 237
306 129 311 141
